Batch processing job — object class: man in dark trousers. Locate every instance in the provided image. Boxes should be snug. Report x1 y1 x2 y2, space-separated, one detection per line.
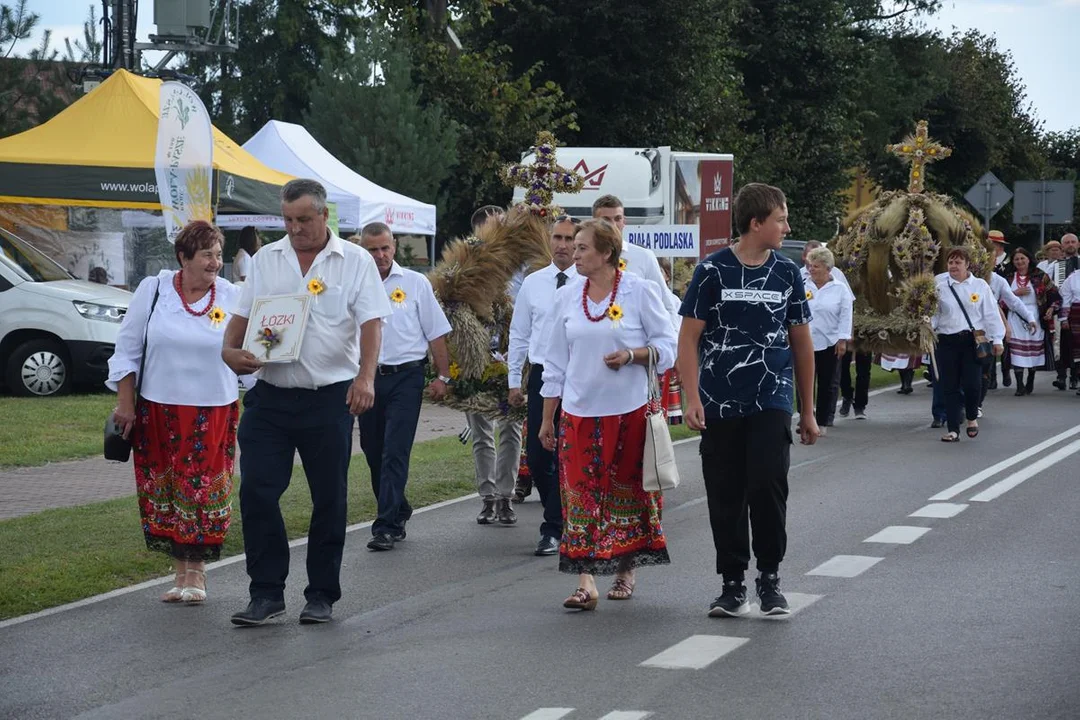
507 215 579 555
223 179 392 626
678 183 819 619
356 223 453 551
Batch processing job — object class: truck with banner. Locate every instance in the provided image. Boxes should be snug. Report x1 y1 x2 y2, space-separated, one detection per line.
511 146 734 261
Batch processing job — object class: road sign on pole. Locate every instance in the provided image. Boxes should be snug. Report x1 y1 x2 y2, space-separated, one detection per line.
964 172 1012 233
1012 181 1075 246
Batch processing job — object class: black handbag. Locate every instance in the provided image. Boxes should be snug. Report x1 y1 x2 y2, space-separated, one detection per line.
947 283 994 366
104 281 160 462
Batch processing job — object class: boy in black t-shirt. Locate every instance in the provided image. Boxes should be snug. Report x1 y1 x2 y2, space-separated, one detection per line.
677 183 820 618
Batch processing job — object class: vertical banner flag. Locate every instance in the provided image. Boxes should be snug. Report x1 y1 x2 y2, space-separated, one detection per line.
155 81 214 244
699 159 734 260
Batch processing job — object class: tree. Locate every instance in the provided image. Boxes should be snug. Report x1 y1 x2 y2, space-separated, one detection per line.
471 0 747 153
181 0 364 140
0 0 88 138
727 0 864 240
366 0 578 241
304 35 459 205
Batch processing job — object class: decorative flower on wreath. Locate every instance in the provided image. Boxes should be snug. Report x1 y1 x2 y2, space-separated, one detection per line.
502 131 585 218
307 277 326 296
208 306 226 328
390 287 407 305
447 362 461 381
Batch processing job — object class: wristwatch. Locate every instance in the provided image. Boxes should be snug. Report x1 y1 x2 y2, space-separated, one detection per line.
437 374 453 384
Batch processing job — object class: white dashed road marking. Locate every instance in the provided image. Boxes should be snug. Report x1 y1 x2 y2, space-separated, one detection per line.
910 503 968 519
807 555 884 578
863 526 931 544
640 635 749 669
519 709 575 720
969 439 1080 502
598 712 652 720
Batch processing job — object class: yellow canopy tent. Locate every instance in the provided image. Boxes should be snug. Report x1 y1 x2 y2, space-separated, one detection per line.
0 69 293 215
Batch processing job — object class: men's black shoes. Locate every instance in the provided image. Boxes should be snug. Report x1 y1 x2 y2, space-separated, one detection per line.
838 398 852 417
476 499 497 525
367 533 395 551
534 535 559 556
496 498 517 525
231 598 286 627
756 572 791 616
299 599 333 624
390 528 407 542
708 580 750 618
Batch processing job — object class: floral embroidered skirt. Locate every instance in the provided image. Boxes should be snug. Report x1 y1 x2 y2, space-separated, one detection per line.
557 406 670 575
132 399 239 561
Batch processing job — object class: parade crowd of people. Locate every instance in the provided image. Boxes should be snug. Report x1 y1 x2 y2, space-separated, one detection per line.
106 177 1079 625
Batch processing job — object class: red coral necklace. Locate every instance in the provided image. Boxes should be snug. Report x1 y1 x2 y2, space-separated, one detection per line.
582 270 621 322
1016 273 1030 290
174 270 215 317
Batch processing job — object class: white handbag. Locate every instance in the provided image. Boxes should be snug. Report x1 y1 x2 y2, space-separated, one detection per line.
642 346 680 492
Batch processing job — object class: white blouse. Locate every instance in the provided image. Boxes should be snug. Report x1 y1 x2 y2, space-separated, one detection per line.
541 272 677 417
107 270 241 407
932 273 1006 342
806 279 854 351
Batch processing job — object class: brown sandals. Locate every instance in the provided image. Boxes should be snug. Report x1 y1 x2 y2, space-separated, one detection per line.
607 577 635 600
563 588 598 611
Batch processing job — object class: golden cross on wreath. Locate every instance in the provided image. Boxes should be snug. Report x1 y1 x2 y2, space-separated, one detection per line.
886 120 953 194
502 131 584 218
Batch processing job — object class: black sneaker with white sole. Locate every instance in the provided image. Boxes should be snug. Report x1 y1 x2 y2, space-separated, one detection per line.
838 398 852 417
756 572 791 615
708 580 750 617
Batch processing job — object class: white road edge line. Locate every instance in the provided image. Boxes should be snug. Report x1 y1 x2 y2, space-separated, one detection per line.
929 424 1080 501
969 438 1080 503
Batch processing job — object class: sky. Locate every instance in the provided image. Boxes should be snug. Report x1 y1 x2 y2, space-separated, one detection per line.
15 0 1080 133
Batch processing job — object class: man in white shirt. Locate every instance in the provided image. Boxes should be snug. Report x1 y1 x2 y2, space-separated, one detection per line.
508 215 578 556
1036 240 1062 276
356 223 453 552
591 195 682 326
222 179 392 627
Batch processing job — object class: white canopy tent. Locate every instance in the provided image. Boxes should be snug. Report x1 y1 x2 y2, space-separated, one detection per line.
218 120 437 237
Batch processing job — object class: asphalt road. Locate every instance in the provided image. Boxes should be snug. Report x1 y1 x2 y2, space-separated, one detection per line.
2 378 1078 720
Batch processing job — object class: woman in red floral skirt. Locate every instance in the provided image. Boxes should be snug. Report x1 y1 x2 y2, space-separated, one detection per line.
108 221 243 603
538 219 678 610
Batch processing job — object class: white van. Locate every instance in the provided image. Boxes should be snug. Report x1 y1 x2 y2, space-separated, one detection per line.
0 227 131 396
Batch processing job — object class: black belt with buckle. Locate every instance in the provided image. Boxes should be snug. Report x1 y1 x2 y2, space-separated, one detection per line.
378 359 427 375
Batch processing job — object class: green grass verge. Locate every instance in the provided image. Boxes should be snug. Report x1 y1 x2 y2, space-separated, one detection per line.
0 436 474 620
0 392 118 468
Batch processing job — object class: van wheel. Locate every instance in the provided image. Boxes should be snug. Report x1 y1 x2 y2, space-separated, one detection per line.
6 340 72 397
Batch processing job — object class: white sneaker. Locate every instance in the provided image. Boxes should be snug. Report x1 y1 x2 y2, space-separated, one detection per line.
977 407 984 418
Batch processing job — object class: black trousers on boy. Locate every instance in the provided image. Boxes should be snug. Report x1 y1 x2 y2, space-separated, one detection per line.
700 409 792 581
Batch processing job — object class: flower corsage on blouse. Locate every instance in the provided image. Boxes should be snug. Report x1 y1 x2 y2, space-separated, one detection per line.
208 306 226 328
607 303 624 328
307 277 326 297
969 292 980 304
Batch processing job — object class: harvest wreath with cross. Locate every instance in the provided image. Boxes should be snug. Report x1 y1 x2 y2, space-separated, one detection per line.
424 131 585 419
830 119 994 356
